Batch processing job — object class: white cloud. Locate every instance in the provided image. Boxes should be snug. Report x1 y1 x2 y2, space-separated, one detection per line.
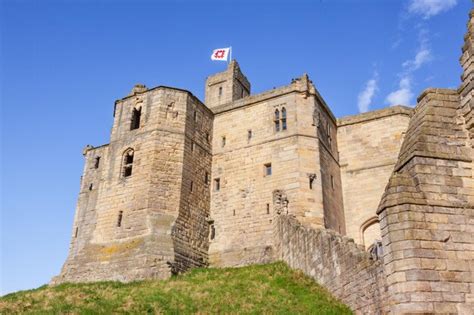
357 72 378 113
385 77 414 106
403 47 432 70
408 0 457 19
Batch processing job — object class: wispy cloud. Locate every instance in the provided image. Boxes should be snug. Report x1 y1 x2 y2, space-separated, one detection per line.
408 0 458 20
384 0 457 107
402 29 433 71
386 77 414 106
357 72 378 113
385 29 432 106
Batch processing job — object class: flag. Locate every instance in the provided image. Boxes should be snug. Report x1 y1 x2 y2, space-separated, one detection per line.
211 47 231 61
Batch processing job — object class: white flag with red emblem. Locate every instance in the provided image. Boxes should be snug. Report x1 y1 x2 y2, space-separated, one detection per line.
211 47 231 61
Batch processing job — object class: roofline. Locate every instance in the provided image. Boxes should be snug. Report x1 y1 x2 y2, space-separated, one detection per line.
337 105 414 127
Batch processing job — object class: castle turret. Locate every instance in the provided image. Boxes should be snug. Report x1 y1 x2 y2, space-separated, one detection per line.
205 60 251 109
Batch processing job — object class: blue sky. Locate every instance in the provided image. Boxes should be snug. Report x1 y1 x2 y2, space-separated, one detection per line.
1 0 471 295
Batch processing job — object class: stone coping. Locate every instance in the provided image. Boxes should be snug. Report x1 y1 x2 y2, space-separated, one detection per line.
337 105 413 127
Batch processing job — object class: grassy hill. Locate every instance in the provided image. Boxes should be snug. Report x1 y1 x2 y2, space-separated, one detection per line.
0 262 352 314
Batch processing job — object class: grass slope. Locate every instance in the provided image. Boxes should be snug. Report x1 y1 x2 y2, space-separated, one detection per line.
1 262 352 314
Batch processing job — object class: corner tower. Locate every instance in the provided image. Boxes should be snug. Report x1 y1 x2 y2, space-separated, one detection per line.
205 60 251 108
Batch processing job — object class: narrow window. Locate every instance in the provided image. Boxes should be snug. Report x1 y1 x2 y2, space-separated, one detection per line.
191 141 195 152
130 107 141 130
309 174 316 190
266 203 270 214
89 183 93 191
117 211 123 227
281 107 287 131
193 110 197 122
327 124 332 145
241 88 244 98
233 210 236 216
214 178 220 191
221 136 226 148
205 132 210 143
122 149 134 178
331 175 335 189
94 156 100 169
210 224 215 240
274 109 280 132
75 227 79 238
205 172 210 185
218 86 223 97
264 163 272 176
247 130 252 141
190 181 194 192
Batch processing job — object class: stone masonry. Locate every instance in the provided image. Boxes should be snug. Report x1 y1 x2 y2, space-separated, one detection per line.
54 9 473 314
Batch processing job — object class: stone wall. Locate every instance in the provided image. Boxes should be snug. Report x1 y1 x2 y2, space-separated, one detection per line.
377 88 474 314
208 73 346 267
459 10 473 150
337 106 412 247
171 95 214 273
276 215 388 314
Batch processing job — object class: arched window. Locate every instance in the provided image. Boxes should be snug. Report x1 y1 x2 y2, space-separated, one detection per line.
122 149 134 177
130 107 141 130
281 107 287 130
360 216 381 250
274 109 280 132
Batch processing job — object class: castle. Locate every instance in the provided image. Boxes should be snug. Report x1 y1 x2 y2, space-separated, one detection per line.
53 10 473 314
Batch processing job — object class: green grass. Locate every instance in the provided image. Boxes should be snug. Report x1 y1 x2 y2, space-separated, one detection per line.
0 262 352 314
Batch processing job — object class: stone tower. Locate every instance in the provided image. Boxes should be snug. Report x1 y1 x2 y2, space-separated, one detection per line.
205 60 251 108
376 10 474 313
53 84 213 283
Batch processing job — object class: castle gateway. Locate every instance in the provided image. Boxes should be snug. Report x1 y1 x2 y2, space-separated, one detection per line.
54 10 474 314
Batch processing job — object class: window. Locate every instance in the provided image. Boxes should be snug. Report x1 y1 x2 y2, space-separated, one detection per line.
190 181 194 192
274 109 280 132
191 141 195 152
210 224 215 240
233 210 236 216
281 107 287 130
122 149 134 178
266 203 270 214
247 130 252 141
89 183 93 191
75 227 79 238
193 110 197 122
117 211 123 227
94 156 100 169
205 172 210 185
327 124 332 145
214 178 221 191
264 163 272 176
221 136 226 148
205 132 210 143
331 175 334 189
218 86 223 97
241 88 244 98
309 174 316 190
130 107 141 130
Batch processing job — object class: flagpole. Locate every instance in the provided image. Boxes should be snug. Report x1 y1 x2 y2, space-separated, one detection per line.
229 46 232 64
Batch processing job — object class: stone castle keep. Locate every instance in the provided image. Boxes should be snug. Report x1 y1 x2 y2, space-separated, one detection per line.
54 10 473 314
